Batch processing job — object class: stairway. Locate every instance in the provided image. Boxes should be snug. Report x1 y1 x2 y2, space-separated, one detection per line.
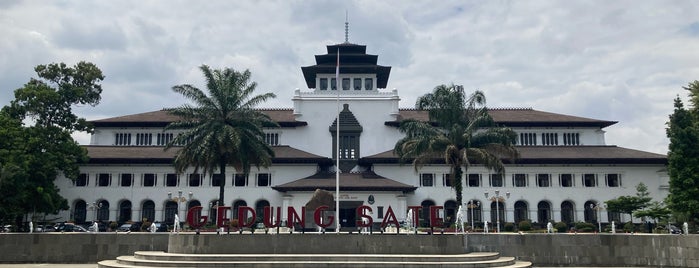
98 251 532 268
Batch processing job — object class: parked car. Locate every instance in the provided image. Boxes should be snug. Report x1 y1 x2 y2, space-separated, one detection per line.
117 222 142 232
151 222 169 232
669 225 682 234
55 223 87 232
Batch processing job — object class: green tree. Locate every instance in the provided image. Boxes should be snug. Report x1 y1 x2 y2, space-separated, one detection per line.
0 62 102 226
666 81 699 221
634 201 671 224
605 183 652 222
165 65 278 208
393 84 518 205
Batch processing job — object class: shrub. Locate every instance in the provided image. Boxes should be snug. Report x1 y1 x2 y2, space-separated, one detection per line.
518 220 532 231
504 222 515 232
623 221 635 233
574 222 596 232
554 222 568 233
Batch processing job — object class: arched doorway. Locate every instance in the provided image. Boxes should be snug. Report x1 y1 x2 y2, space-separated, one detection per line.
561 201 575 223
74 200 87 224
97 200 110 222
118 200 132 223
584 200 597 223
466 199 482 228
164 201 177 224
537 201 551 223
420 200 435 227
514 201 528 223
490 201 505 230
233 200 247 224
209 200 219 225
255 200 270 221
444 200 458 225
141 200 155 222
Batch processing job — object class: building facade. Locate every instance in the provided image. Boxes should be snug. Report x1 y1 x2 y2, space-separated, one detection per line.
55 41 668 230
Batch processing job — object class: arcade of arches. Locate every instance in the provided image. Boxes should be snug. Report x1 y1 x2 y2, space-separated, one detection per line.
69 198 622 227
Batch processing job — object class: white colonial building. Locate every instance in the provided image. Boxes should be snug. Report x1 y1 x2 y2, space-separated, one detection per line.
55 41 668 230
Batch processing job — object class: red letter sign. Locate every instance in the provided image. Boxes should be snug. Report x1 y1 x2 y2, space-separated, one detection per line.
356 205 373 227
216 206 231 228
186 206 207 229
263 206 281 228
314 205 334 228
381 206 400 228
237 206 256 228
287 206 305 229
429 206 443 227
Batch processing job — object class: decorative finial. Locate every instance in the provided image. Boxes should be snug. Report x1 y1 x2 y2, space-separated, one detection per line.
344 11 349 43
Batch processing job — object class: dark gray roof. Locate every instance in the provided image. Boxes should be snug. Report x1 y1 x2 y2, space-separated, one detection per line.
388 108 617 128
91 109 306 128
84 145 332 165
272 171 417 193
360 146 667 165
91 108 616 129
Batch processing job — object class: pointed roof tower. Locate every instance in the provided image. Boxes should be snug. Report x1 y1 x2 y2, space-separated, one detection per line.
301 19 391 89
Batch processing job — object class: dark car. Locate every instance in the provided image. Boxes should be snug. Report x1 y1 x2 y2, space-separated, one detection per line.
151 222 169 232
669 225 682 234
56 223 87 232
118 222 142 232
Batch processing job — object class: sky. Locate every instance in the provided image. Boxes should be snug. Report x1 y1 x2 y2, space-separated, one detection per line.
1 0 698 154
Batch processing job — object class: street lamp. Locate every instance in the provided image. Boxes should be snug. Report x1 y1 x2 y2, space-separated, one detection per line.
89 201 102 222
168 190 193 221
467 200 480 230
590 203 603 232
485 190 510 233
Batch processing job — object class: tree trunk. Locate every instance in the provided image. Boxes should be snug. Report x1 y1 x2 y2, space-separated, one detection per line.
453 166 463 205
218 161 225 207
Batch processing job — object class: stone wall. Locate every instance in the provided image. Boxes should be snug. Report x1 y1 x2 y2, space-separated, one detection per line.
0 232 697 267
0 233 168 263
466 233 699 267
167 234 466 254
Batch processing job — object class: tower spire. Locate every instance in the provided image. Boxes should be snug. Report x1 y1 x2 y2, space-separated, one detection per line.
344 11 349 44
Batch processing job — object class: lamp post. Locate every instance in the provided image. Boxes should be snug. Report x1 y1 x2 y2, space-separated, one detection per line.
590 203 603 232
467 200 480 230
89 201 102 222
168 190 192 222
484 190 510 233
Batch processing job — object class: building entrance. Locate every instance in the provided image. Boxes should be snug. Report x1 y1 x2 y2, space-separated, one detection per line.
339 201 363 230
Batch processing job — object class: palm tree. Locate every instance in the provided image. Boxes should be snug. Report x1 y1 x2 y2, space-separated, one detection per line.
394 84 518 205
165 65 278 208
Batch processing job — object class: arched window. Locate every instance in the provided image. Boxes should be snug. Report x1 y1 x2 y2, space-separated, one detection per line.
584 201 598 223
118 200 132 223
255 200 270 222
443 200 458 224
233 200 247 223
514 201 528 223
209 200 219 225
537 201 551 223
561 201 575 223
607 211 621 223
97 200 110 222
164 201 178 224
420 200 435 227
490 201 505 229
465 199 482 227
141 200 155 222
74 200 87 224
187 200 202 222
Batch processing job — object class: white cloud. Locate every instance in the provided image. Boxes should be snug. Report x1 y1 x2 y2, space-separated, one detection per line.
2 1 699 154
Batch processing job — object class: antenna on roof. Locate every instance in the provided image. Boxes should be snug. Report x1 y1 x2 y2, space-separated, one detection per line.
344 10 349 44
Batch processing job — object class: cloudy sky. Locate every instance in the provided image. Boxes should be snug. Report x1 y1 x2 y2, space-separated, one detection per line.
2 1 698 154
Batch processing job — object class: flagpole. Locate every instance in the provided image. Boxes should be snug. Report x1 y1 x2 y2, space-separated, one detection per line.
335 47 340 233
